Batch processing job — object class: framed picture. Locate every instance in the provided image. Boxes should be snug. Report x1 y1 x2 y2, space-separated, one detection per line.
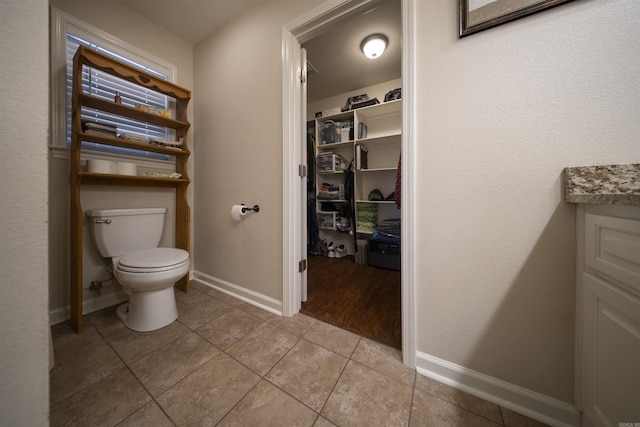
459 0 575 37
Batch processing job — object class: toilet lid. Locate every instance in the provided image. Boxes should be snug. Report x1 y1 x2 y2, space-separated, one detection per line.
118 248 189 269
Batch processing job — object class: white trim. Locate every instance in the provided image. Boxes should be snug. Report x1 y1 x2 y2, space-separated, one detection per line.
49 145 177 173
400 0 417 369
192 271 283 316
281 0 417 368
416 352 581 427
49 290 128 325
285 0 380 43
281 28 302 317
574 204 584 412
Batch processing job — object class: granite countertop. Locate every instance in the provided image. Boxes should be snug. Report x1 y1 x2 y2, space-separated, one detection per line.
563 164 640 206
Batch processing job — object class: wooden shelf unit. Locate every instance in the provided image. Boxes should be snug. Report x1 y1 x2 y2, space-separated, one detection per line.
70 46 192 332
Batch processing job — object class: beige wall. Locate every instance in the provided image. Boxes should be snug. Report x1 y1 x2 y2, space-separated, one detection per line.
192 0 324 309
0 0 50 425
192 0 639 412
48 0 194 322
415 0 639 404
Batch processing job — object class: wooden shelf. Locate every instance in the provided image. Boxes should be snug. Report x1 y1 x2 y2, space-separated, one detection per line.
78 172 190 187
70 46 192 333
80 94 190 130
79 132 188 156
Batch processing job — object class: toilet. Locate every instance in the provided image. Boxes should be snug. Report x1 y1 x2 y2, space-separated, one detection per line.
88 208 190 332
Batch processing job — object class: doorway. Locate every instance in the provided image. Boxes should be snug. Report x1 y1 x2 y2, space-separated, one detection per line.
301 0 402 348
282 0 416 367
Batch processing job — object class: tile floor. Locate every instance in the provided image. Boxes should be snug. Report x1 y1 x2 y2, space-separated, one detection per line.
50 282 548 426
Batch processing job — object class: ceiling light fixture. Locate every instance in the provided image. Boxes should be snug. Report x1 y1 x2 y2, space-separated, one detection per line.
361 34 388 59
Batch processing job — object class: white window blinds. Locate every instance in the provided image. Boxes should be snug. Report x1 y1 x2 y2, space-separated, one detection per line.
65 34 174 160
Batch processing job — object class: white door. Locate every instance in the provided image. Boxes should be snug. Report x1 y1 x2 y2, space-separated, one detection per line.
301 47 308 302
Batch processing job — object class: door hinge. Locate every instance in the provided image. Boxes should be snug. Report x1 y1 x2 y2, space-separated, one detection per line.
300 69 307 83
298 259 307 272
298 164 307 177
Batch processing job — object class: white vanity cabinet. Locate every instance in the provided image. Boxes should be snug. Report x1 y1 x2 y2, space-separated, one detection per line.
577 204 640 426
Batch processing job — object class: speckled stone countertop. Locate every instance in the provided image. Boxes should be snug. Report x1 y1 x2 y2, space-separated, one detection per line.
564 164 640 206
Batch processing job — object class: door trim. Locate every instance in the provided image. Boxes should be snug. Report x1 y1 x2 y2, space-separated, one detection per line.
281 0 417 368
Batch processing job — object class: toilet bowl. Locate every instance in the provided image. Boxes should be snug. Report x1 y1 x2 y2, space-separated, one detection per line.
113 247 190 332
87 208 190 332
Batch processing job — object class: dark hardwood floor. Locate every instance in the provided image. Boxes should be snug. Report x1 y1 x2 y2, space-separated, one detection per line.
301 254 401 348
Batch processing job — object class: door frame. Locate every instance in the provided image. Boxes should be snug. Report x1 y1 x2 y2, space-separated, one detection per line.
281 0 417 367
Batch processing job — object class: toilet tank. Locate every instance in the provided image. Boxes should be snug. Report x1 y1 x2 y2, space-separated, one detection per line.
87 208 167 258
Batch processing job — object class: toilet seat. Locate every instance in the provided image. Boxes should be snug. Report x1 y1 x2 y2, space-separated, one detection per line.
117 248 189 273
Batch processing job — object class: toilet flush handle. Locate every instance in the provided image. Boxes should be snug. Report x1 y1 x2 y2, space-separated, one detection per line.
94 218 111 224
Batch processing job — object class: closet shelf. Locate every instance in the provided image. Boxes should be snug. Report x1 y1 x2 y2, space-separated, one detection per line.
356 199 396 204
357 167 397 173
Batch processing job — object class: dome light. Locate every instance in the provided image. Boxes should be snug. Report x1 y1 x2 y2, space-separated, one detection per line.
361 34 388 59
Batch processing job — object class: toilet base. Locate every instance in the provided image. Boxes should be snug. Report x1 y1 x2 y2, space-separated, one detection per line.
116 286 178 332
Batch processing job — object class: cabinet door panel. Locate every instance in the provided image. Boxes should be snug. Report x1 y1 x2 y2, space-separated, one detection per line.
582 273 640 426
585 213 640 294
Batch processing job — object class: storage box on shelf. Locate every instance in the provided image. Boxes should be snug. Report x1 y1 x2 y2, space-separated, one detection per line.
70 46 192 332
317 152 348 173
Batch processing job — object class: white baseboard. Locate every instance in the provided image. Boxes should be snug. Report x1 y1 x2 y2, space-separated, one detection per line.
192 271 283 316
416 351 580 427
49 291 128 325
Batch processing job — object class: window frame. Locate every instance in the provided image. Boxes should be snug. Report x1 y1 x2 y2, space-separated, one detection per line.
50 7 178 169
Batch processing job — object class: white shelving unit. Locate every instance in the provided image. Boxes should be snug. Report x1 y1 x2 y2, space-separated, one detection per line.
314 99 401 254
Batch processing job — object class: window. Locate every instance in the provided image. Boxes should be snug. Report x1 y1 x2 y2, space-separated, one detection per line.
51 8 178 163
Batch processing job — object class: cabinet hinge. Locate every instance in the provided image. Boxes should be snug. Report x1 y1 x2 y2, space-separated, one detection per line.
298 259 307 273
298 164 307 177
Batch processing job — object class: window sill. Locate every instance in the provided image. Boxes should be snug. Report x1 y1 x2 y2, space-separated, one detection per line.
49 145 177 173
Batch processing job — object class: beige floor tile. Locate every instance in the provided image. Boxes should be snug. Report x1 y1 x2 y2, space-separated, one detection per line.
235 301 278 321
352 337 415 386
410 388 502 427
190 281 244 306
51 320 104 364
157 353 260 426
218 380 317 427
129 331 219 396
103 320 190 364
322 360 413 427
314 416 338 427
118 401 174 427
268 312 318 336
87 305 131 341
175 288 234 329
266 339 347 411
415 374 502 423
50 368 150 427
50 338 124 405
304 320 361 358
196 308 264 350
502 407 550 426
226 322 299 375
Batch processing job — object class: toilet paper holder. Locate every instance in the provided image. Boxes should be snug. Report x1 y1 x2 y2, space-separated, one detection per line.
242 204 260 214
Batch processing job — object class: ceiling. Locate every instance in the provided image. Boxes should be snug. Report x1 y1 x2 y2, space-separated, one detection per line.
118 0 401 102
303 0 401 102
